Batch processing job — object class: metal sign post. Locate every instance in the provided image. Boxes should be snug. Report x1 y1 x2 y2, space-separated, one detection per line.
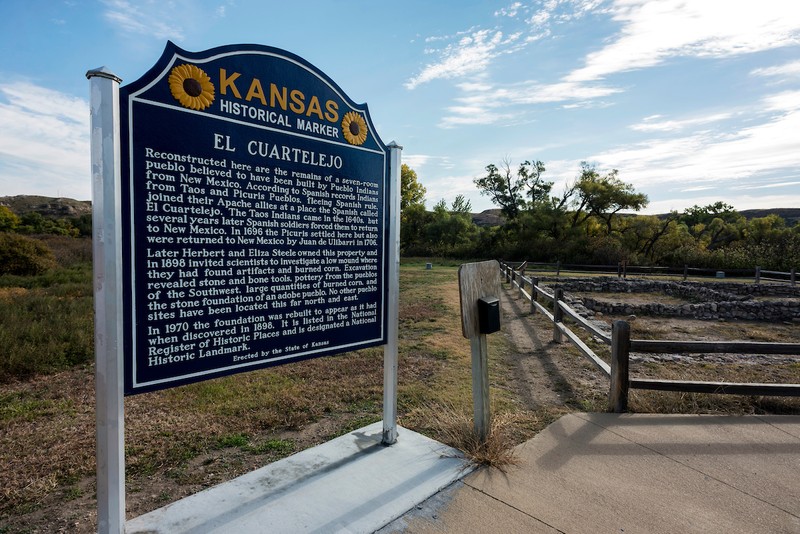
87 66 125 534
382 141 401 445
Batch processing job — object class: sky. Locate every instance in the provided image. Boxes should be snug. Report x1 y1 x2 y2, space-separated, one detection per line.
1 0 799 215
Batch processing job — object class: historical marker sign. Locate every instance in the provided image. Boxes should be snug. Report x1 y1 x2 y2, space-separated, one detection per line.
120 42 390 394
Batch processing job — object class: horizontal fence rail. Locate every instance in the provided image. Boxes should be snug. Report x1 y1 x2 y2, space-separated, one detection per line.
499 260 800 411
511 260 797 285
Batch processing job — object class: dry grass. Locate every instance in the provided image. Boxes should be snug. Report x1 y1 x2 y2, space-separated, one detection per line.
412 403 521 470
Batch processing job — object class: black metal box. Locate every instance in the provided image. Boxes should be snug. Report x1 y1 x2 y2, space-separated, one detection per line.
477 296 500 334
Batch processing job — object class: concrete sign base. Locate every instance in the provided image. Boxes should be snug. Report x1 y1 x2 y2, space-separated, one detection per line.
126 422 473 533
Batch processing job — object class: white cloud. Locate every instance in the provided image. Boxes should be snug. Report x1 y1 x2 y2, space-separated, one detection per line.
751 60 800 79
403 154 455 172
590 90 800 194
566 1 800 83
439 79 620 127
102 0 185 40
406 30 513 89
681 186 715 192
495 2 523 17
0 82 90 199
630 112 734 132
527 0 608 29
731 181 800 191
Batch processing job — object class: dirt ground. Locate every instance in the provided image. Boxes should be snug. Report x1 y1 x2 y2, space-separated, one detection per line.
498 287 610 414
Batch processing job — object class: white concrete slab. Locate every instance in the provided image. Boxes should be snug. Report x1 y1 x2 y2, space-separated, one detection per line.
126 422 474 534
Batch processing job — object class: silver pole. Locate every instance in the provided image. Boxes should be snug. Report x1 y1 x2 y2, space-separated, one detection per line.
382 141 402 445
87 67 125 534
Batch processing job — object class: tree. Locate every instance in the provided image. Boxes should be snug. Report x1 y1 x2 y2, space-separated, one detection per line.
423 198 479 256
678 202 744 250
400 164 427 254
570 163 648 234
474 158 550 220
401 164 426 212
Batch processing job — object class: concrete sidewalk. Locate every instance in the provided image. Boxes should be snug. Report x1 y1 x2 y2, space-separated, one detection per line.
381 413 800 533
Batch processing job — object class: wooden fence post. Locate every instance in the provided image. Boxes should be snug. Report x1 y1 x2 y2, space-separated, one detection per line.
556 260 561 277
683 264 688 281
553 288 564 343
609 320 630 413
505 263 511 284
755 266 761 284
792 268 796 287
470 334 490 443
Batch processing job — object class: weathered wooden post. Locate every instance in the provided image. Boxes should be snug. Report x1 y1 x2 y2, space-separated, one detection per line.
755 266 761 284
683 264 688 281
459 260 501 443
531 277 539 315
553 288 564 343
556 260 561 277
791 268 796 287
609 320 631 413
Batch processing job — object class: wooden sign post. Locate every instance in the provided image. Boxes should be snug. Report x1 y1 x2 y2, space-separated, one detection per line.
458 260 501 442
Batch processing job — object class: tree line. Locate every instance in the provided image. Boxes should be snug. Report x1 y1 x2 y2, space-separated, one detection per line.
2 163 798 276
400 161 800 272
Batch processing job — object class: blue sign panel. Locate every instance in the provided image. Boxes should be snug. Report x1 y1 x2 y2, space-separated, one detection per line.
120 42 389 394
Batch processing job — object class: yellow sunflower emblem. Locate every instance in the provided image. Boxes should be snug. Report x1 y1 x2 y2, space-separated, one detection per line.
342 111 368 146
168 64 215 111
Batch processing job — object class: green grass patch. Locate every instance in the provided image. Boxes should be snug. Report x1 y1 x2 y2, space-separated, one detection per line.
217 433 250 449
247 438 295 455
0 391 74 423
0 265 94 381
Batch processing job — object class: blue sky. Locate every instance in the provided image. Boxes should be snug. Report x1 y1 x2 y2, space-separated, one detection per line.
1 0 799 215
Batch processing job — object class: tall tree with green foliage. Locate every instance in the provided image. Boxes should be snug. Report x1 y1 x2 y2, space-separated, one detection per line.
399 164 428 254
570 162 648 234
678 201 745 249
474 159 549 220
422 198 479 257
401 164 426 212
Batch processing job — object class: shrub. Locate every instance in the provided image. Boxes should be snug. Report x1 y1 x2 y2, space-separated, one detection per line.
0 233 57 275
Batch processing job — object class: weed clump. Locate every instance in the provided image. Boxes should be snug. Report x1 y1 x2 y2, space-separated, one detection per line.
414 403 521 470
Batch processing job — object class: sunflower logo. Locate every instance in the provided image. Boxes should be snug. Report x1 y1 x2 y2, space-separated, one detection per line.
342 111 368 146
168 64 215 111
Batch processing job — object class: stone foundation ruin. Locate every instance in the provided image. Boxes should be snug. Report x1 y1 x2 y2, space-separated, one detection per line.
542 277 800 322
